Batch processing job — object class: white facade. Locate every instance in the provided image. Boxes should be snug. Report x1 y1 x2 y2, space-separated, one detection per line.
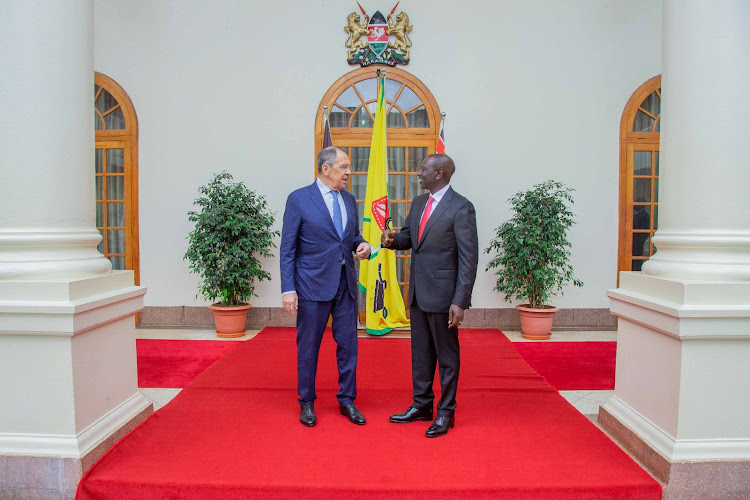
92 0 662 309
3 1 750 498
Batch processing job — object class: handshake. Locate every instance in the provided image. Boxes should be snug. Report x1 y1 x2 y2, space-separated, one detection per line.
380 229 396 249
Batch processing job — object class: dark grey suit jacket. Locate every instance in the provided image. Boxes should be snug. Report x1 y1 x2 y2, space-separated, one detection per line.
391 187 479 313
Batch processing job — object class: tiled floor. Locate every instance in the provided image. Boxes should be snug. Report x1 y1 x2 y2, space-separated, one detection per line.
137 327 616 421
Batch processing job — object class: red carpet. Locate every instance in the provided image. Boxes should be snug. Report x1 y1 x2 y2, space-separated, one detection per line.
513 341 616 390
136 339 240 388
80 328 659 499
136 336 617 391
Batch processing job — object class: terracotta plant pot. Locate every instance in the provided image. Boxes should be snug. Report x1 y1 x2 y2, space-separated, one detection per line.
209 303 251 338
516 304 559 340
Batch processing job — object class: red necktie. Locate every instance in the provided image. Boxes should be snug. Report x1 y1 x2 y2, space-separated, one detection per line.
418 196 434 242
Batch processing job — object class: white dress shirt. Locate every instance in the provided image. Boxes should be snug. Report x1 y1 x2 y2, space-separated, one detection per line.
420 183 451 221
316 177 348 229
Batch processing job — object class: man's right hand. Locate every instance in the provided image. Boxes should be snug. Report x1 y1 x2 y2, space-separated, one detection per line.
282 292 298 317
381 229 396 248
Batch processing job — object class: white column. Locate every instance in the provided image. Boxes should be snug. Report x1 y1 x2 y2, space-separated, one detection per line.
604 0 750 482
642 0 750 281
0 2 149 496
0 0 111 279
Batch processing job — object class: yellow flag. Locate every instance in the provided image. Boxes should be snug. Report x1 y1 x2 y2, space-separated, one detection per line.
358 74 410 335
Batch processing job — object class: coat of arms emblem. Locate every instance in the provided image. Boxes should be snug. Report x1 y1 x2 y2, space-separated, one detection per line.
345 2 412 67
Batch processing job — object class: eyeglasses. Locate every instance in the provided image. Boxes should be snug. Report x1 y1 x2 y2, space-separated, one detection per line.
331 163 352 172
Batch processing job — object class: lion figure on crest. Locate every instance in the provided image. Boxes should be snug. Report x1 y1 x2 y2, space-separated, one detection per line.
387 11 412 60
345 12 370 59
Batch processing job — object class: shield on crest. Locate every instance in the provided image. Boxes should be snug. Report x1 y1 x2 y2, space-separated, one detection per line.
367 11 389 57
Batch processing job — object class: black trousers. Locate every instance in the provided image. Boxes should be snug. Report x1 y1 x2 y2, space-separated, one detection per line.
409 296 460 416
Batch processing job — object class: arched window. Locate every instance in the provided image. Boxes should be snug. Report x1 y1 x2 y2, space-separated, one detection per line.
316 67 441 314
94 72 140 285
619 76 661 275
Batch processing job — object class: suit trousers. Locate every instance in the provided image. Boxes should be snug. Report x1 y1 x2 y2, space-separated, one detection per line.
296 266 358 407
409 296 461 416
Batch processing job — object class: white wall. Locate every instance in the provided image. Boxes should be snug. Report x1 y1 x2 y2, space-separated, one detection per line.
93 0 662 309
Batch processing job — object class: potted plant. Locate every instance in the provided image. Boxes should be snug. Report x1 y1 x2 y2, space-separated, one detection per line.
185 171 280 337
484 180 583 340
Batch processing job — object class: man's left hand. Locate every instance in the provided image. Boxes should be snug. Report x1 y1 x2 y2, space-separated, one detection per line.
448 304 465 329
356 242 371 259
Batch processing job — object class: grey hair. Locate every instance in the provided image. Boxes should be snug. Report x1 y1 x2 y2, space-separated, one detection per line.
317 146 347 172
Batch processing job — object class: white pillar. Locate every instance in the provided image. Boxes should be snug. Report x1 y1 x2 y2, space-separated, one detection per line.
0 2 150 497
0 0 111 279
604 1 750 497
642 0 750 281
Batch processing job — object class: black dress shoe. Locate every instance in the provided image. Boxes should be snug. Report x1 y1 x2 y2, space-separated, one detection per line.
389 405 434 423
426 415 454 438
300 403 316 427
339 404 366 425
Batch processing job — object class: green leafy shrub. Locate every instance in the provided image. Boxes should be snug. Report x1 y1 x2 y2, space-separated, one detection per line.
185 171 280 306
485 180 583 309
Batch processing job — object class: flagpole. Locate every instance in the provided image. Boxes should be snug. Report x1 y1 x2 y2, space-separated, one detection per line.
322 105 333 149
382 70 392 232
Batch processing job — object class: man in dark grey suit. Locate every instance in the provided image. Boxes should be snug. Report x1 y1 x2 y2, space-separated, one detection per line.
381 153 478 438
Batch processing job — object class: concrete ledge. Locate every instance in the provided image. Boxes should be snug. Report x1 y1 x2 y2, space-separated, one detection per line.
0 403 153 500
599 405 750 500
140 306 616 330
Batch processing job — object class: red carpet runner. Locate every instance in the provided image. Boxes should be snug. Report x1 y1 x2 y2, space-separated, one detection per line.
512 341 616 390
136 339 240 388
136 337 617 391
80 328 659 499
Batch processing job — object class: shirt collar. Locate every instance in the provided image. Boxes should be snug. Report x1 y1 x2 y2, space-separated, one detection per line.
316 177 338 196
429 184 451 204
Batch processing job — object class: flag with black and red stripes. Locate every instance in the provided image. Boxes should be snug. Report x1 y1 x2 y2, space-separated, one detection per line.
436 114 445 153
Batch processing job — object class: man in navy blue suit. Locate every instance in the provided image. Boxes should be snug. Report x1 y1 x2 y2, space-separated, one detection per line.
280 146 371 427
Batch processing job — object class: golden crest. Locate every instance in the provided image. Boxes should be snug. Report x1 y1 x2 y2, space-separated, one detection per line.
344 4 413 67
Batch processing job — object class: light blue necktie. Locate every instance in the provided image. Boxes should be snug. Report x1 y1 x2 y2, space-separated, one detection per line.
331 190 344 239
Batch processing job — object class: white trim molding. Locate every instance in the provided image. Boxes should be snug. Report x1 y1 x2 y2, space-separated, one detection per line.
603 396 750 462
0 392 151 457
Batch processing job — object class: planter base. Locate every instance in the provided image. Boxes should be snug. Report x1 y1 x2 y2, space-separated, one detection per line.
216 330 246 339
521 332 552 340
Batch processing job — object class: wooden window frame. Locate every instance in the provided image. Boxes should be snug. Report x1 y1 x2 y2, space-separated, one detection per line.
95 72 140 287
618 75 661 280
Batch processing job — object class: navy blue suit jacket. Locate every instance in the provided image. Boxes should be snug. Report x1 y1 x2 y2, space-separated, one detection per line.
280 182 366 301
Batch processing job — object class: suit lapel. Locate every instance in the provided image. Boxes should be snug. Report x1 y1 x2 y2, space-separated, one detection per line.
341 191 355 238
416 188 453 249
308 183 338 237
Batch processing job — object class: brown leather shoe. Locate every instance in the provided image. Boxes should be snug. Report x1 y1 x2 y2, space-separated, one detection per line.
389 405 433 423
426 415 454 438
300 403 316 427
